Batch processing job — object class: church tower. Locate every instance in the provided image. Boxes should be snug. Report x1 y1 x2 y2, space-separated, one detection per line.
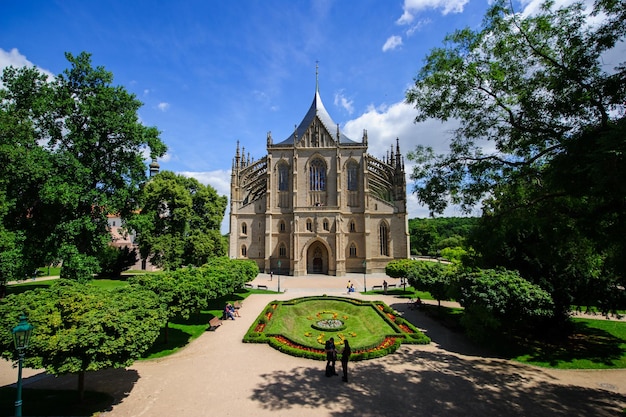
229 74 408 276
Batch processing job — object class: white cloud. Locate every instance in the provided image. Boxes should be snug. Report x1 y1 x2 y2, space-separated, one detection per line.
157 102 170 112
343 100 473 219
382 35 403 52
334 90 354 114
0 48 55 85
406 18 433 36
397 0 469 25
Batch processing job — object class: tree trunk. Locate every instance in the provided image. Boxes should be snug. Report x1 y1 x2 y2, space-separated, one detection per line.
77 371 85 401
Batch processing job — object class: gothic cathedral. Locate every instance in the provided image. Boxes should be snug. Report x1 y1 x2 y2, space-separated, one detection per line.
229 80 409 276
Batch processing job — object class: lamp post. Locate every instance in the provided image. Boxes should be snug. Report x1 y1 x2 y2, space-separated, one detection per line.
12 314 34 417
362 260 367 293
277 260 281 293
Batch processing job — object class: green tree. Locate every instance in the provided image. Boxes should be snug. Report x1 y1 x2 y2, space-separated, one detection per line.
406 0 625 215
97 245 138 278
458 269 554 342
0 281 166 399
405 0 626 322
406 260 456 307
128 272 207 344
0 52 166 281
129 171 227 270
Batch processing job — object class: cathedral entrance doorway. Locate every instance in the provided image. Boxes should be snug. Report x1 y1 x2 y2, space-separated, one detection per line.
307 241 328 275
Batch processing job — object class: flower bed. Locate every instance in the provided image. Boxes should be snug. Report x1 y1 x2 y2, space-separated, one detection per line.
243 296 430 360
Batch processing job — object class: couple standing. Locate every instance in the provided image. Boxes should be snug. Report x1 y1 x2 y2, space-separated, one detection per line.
325 337 351 382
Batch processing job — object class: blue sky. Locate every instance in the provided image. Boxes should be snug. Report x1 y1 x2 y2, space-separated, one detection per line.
1 0 591 233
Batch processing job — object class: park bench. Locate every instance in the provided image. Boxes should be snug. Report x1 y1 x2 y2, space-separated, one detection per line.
208 316 222 331
257 284 268 290
244 283 253 289
372 285 382 290
387 284 396 288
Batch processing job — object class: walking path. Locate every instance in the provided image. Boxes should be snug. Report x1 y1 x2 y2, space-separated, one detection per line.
2 273 626 416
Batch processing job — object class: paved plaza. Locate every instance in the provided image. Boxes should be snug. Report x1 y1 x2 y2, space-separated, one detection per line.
2 273 626 416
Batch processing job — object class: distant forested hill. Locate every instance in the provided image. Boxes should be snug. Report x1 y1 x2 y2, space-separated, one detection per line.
408 217 479 256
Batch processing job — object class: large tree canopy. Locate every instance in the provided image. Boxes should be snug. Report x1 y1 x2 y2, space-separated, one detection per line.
129 171 228 270
0 52 166 282
0 281 166 398
405 0 626 322
406 0 625 215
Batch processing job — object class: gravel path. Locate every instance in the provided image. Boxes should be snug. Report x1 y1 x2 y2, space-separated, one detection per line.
2 273 626 416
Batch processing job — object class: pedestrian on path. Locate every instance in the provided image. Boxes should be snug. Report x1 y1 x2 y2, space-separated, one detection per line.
325 337 338 377
341 339 351 382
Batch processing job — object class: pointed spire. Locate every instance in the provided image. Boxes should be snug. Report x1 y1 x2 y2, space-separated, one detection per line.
315 60 319 93
235 141 241 168
396 137 402 169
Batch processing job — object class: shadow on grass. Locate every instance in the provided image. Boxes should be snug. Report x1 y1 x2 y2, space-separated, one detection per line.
141 325 197 358
395 301 626 369
6 281 54 295
502 320 626 368
0 368 138 417
248 349 626 417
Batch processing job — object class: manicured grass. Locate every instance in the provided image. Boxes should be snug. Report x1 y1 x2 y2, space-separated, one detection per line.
509 318 626 369
6 277 129 295
140 288 276 359
264 299 396 350
0 387 112 417
244 296 430 360
36 266 61 276
422 304 626 369
365 286 434 300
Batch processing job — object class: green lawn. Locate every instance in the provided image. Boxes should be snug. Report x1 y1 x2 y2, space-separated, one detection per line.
510 318 626 369
140 287 276 359
422 304 626 369
264 299 397 350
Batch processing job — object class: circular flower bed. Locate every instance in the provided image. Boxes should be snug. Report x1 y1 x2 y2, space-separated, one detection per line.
311 319 346 331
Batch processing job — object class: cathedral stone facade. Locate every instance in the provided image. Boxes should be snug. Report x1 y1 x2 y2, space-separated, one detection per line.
229 82 409 276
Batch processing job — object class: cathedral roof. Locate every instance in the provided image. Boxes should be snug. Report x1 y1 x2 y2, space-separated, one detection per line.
276 86 357 145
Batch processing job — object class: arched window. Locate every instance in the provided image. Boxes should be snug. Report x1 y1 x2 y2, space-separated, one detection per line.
349 243 357 257
306 219 313 232
279 220 286 232
309 159 326 191
279 243 287 257
278 163 289 191
347 160 358 191
241 222 247 235
349 220 356 233
379 222 389 256
323 219 329 231
241 245 247 257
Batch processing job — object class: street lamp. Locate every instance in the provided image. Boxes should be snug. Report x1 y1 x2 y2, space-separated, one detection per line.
12 314 34 417
277 260 281 293
362 260 367 292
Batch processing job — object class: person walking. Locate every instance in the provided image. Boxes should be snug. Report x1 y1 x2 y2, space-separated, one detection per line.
341 339 351 382
325 337 338 377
